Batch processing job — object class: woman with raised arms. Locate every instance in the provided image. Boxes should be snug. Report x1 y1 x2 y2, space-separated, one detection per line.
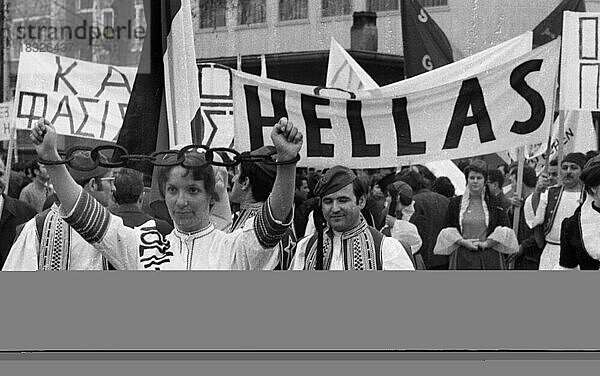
29 117 303 270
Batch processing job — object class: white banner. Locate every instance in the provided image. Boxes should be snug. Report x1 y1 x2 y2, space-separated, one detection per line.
560 11 600 110
358 31 533 99
326 37 379 91
233 40 560 169
198 63 235 148
0 102 12 141
326 37 466 194
14 51 136 141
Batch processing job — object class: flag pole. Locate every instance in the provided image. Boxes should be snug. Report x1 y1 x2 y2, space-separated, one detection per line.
1 118 16 216
508 146 525 270
556 110 566 176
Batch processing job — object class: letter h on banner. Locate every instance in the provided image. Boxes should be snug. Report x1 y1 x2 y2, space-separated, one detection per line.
579 17 600 109
244 85 288 150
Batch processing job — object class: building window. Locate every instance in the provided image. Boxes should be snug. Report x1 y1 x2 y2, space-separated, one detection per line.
238 0 266 25
321 0 352 17
78 0 94 11
199 0 226 28
279 0 308 21
103 9 114 29
367 0 398 11
417 0 448 7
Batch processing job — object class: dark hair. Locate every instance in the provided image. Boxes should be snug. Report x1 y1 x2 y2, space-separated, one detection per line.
114 168 145 205
399 170 425 192
509 165 537 188
29 160 41 177
487 169 504 187
549 158 558 167
415 165 436 188
432 176 456 198
497 162 509 175
463 161 488 181
353 176 369 204
157 153 218 202
239 160 276 202
586 150 599 161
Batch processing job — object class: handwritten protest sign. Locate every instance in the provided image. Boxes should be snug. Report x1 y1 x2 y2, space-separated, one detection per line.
234 40 560 169
14 51 136 142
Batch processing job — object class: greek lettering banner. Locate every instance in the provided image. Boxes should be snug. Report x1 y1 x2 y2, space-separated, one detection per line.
14 51 136 142
233 39 560 168
560 11 600 110
0 102 12 141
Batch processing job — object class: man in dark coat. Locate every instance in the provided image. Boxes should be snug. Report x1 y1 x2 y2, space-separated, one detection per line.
0 160 37 269
400 170 450 270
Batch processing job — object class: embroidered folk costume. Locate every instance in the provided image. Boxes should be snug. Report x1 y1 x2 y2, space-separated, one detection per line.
524 153 587 270
559 155 600 270
60 189 290 270
290 166 414 270
228 146 297 270
433 190 518 269
3 204 110 271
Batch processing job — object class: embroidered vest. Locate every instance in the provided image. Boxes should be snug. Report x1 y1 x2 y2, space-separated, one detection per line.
534 186 586 248
35 208 111 270
542 186 564 236
303 223 384 270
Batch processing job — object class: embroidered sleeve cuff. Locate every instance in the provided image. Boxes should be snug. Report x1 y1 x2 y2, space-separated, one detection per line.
62 189 111 244
253 199 293 248
433 227 463 255
487 226 519 254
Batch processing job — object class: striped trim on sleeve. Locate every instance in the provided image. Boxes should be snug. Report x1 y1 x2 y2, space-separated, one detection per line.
253 200 292 249
63 190 111 243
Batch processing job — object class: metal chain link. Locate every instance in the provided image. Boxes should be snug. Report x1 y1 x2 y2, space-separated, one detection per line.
37 144 300 170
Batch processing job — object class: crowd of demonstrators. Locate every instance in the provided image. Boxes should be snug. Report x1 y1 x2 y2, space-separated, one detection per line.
0 116 599 271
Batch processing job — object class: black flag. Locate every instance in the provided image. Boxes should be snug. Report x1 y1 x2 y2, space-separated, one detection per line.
400 0 454 78
533 0 586 48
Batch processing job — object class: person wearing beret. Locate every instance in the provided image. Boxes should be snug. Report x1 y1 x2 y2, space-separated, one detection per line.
27 117 301 270
433 160 518 269
289 166 415 270
524 152 587 270
3 150 117 271
228 145 297 270
558 155 600 270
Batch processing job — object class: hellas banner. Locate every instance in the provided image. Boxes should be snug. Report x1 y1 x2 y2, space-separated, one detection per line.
14 51 136 142
233 39 560 169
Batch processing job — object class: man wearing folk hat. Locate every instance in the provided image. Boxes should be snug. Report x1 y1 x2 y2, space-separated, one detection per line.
289 166 414 270
3 150 116 270
524 152 587 270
